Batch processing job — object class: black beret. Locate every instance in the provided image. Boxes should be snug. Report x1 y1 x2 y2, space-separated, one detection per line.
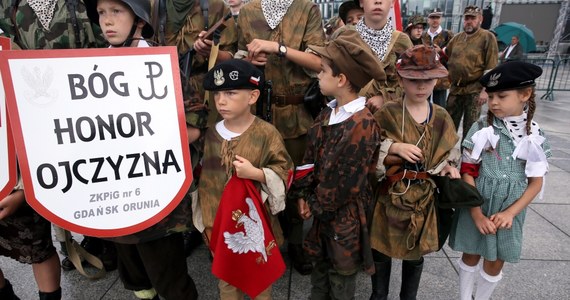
480 61 543 93
203 59 264 91
339 1 361 24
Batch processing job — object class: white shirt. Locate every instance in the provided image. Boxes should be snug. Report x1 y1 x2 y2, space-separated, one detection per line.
215 121 241 140
327 97 366 125
427 26 443 41
505 44 516 58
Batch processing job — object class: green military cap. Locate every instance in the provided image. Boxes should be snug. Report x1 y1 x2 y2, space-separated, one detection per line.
405 15 427 32
463 5 482 16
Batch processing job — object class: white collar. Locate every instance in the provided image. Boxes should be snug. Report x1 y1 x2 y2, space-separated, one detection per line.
428 26 442 38
327 97 366 113
216 120 241 140
108 39 150 48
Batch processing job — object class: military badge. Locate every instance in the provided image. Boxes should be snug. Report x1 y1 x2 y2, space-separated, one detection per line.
229 71 239 81
488 73 501 87
214 69 225 86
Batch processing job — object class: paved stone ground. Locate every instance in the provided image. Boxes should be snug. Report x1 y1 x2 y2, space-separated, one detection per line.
2 91 569 299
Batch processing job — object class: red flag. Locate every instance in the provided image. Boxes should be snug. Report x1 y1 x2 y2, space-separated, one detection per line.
210 175 285 298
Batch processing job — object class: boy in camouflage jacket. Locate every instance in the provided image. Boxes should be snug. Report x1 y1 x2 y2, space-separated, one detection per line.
290 30 384 299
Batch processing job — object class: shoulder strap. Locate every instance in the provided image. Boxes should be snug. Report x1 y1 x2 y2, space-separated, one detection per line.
383 30 401 63
152 0 167 45
9 0 23 48
200 0 209 30
65 0 82 49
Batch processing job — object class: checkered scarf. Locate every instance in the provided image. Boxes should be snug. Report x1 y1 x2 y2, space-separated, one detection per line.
356 17 394 61
29 0 58 31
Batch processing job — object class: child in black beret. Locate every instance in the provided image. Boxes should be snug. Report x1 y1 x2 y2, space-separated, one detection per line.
197 59 294 299
450 61 551 300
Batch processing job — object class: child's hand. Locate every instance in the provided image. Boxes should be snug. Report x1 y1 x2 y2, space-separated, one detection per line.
366 95 384 113
391 143 423 163
490 211 515 230
470 208 497 235
439 165 460 179
297 198 312 220
233 155 264 182
0 190 25 220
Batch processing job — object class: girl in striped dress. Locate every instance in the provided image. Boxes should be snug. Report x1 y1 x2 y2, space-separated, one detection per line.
449 61 551 300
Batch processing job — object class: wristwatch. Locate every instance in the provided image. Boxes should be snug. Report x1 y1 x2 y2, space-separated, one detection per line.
277 43 287 58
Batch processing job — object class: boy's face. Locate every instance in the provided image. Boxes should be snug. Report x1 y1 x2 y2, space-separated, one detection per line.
317 59 338 97
97 0 137 45
346 8 364 25
359 0 393 24
410 25 424 39
401 78 437 103
213 89 259 121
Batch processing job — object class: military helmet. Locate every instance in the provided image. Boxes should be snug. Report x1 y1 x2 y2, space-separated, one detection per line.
405 15 427 32
85 0 154 39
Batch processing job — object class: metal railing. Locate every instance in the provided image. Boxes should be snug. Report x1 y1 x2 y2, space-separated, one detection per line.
541 57 570 101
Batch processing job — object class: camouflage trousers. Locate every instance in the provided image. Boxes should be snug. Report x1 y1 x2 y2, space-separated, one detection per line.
311 259 357 300
446 93 482 142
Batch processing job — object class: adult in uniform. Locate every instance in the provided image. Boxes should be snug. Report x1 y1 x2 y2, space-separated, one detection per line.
421 7 453 108
444 5 498 141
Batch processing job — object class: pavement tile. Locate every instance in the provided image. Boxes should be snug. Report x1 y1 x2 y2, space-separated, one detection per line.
520 209 570 261
529 204 570 238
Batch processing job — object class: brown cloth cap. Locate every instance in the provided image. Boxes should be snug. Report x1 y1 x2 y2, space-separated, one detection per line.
463 5 482 16
309 30 386 89
397 45 448 79
428 8 443 18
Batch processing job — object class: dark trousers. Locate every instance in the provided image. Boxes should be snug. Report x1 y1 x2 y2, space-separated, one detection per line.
114 233 198 300
446 93 482 142
311 259 357 300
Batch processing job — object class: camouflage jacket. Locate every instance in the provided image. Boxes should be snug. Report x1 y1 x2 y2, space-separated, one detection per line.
197 118 293 245
445 28 498 95
161 0 237 130
370 101 459 259
289 107 380 275
237 0 325 139
421 29 454 90
0 0 105 49
360 30 412 103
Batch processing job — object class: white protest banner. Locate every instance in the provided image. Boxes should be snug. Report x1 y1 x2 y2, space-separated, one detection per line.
0 36 17 201
0 46 192 237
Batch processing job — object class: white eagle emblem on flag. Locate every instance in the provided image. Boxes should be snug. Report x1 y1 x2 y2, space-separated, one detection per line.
224 197 268 262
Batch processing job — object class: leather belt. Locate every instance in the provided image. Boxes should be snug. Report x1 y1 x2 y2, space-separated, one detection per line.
272 95 305 106
387 169 430 185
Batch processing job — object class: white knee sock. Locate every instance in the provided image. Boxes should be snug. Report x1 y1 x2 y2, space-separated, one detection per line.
474 268 503 300
458 258 478 300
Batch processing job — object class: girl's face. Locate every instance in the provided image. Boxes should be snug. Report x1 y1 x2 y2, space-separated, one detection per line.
97 0 138 45
317 59 339 97
401 78 437 103
359 0 394 27
487 89 530 118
